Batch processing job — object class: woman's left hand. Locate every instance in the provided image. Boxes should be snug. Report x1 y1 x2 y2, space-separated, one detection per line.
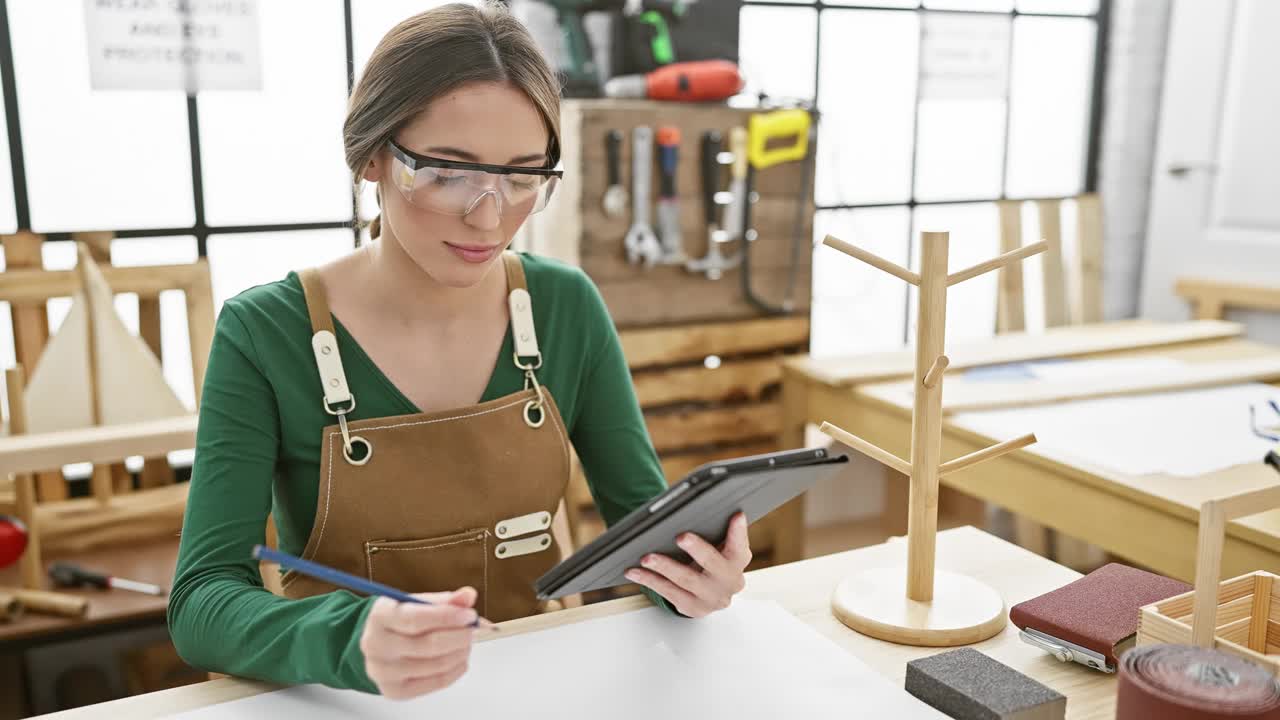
624 511 751 618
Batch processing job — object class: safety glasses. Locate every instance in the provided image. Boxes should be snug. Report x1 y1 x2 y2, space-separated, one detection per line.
386 139 562 217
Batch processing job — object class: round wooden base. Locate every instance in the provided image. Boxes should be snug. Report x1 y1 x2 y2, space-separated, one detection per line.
831 567 1007 647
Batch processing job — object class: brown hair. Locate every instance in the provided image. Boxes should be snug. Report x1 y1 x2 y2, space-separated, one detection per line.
344 2 561 240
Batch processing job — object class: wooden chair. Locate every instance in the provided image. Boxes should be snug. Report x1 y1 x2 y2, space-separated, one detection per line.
0 236 213 588
993 193 1110 571
2 232 209 499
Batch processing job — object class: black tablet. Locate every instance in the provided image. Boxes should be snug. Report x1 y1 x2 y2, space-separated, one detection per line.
534 447 849 599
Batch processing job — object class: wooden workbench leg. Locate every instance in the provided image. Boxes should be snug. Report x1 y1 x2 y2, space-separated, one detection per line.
774 366 810 564
1013 516 1050 557
0 650 29 720
1052 534 1109 573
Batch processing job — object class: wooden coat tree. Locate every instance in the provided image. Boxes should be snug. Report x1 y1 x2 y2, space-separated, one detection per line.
819 230 1046 646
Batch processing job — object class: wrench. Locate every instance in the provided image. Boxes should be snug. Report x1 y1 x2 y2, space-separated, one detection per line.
624 126 662 267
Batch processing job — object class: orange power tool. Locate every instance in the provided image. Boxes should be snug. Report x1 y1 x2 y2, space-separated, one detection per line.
603 60 744 102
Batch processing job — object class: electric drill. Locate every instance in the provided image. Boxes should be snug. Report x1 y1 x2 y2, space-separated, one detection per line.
540 0 689 97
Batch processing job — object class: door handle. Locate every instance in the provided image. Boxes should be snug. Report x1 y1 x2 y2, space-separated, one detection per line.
1167 162 1218 178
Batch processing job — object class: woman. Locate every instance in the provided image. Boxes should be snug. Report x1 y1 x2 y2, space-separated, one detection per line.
168 1 752 701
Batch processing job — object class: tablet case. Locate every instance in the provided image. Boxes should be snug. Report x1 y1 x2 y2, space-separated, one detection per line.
1009 563 1191 669
536 453 849 599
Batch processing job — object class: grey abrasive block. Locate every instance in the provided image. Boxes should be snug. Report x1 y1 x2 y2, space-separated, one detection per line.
905 648 1066 720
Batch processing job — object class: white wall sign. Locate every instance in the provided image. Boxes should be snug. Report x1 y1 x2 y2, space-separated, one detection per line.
83 0 262 92
920 14 1010 101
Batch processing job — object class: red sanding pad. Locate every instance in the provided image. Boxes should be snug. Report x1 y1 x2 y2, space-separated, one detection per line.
0 515 28 569
1118 644 1280 719
1010 563 1191 665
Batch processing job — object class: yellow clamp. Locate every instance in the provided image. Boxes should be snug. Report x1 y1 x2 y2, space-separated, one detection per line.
747 109 811 170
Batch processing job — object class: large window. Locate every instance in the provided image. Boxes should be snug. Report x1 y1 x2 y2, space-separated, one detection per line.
0 0 1107 380
738 0 1106 356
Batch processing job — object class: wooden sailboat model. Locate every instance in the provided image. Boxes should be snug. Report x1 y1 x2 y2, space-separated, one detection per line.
1 243 197 587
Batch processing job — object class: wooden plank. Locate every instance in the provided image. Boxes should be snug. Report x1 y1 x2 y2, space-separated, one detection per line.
621 316 809 368
645 404 780 454
0 415 197 476
1158 574 1256 618
1139 607 1192 646
1037 200 1069 327
996 200 1026 333
1250 574 1273 652
36 483 188 554
2 232 50 373
1174 593 1256 627
790 319 1242 386
1176 277 1280 317
1218 616 1252 645
0 263 207 304
1076 194 1104 324
598 265 812 329
935 355 1280 413
659 441 780 483
632 357 781 408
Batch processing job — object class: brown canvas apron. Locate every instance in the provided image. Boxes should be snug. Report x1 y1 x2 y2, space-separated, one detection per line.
279 253 571 622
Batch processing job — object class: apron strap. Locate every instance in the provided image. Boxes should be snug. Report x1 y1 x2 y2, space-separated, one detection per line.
298 269 355 414
503 253 541 362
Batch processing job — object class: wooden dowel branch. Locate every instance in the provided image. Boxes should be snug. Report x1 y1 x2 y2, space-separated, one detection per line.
947 240 1049 287
938 433 1037 477
819 422 912 477
822 235 921 287
922 355 950 389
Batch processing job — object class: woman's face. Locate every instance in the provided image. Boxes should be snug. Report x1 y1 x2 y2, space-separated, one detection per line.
367 82 551 288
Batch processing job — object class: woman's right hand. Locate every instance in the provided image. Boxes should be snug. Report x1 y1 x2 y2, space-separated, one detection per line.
359 586 479 700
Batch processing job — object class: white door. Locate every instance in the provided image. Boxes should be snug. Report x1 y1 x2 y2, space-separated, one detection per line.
1140 0 1280 337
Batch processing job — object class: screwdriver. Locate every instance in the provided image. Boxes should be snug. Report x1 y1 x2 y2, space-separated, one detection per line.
49 561 166 596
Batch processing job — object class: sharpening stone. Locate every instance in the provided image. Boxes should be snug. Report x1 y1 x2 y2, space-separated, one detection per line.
905 648 1066 720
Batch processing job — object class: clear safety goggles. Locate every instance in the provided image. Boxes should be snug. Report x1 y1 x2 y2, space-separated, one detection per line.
387 139 562 217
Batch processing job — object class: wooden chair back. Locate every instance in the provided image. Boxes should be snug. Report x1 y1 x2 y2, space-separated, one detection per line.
1 232 214 500
993 194 1108 571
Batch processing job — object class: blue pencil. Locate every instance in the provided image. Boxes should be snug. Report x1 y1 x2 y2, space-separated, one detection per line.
252 545 486 629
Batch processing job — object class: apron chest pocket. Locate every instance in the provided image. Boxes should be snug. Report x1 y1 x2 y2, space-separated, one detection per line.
364 529 489 611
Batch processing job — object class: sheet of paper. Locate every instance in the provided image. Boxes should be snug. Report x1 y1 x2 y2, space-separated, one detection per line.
163 598 947 719
955 383 1280 477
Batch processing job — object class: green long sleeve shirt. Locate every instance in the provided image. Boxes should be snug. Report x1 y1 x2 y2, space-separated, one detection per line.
168 252 669 693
